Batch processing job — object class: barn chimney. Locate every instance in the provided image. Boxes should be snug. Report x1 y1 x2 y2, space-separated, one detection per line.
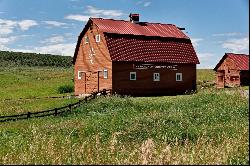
129 13 139 23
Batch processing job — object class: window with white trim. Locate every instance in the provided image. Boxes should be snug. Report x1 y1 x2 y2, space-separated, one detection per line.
153 73 160 81
130 72 136 80
176 73 182 81
96 34 100 42
78 71 84 79
85 36 89 44
103 69 108 79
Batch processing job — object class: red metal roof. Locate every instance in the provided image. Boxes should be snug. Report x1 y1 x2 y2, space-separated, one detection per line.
214 53 249 71
73 17 199 64
92 18 189 39
227 53 249 70
104 33 199 64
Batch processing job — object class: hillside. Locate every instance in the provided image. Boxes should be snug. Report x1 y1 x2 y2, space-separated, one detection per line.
0 50 73 68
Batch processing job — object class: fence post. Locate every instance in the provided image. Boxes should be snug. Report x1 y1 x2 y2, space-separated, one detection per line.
103 89 107 96
55 108 58 116
27 112 31 118
69 104 72 111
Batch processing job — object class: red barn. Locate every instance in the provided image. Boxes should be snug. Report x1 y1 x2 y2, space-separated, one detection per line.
214 53 249 88
73 14 200 96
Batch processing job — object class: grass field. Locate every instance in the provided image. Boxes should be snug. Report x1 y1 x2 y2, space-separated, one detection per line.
0 67 78 116
0 89 248 164
0 67 249 164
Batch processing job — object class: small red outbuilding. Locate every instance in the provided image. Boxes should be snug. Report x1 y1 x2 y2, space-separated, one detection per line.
73 14 199 96
214 53 249 88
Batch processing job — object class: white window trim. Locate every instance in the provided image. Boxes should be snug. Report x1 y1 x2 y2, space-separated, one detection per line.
130 72 136 80
153 73 160 81
85 36 89 44
176 73 182 81
78 71 84 79
103 69 108 79
96 34 100 42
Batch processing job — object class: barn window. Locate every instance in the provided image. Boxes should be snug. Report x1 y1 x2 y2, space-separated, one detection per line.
176 73 182 81
103 69 108 79
78 71 84 79
96 34 101 42
153 73 160 81
130 72 136 80
85 36 89 44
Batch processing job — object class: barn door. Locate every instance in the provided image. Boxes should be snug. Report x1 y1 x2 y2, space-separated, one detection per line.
216 71 225 88
85 72 98 93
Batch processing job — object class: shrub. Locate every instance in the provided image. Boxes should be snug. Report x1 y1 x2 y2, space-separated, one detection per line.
57 85 74 94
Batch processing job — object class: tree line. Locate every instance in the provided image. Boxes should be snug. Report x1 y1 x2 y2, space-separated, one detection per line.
0 50 73 68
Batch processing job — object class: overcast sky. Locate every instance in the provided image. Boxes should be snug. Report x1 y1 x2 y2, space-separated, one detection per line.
0 0 249 68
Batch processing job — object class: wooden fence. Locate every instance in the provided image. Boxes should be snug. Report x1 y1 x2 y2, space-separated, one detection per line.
0 89 111 123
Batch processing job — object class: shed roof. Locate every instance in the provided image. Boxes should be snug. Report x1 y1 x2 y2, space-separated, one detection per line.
73 17 199 64
214 53 249 71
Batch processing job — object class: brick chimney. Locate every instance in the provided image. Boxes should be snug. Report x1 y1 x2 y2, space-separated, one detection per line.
129 13 139 23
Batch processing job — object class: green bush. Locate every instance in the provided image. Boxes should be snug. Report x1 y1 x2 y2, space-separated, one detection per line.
57 85 74 94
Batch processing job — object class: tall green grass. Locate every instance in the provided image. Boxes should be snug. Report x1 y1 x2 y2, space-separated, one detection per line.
0 67 77 115
0 89 248 164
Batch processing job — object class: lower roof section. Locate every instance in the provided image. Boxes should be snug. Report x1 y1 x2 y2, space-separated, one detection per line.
104 33 199 64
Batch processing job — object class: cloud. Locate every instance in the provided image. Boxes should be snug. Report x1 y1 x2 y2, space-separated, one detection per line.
85 5 124 18
1 43 76 56
18 20 38 30
190 38 203 48
65 5 125 22
196 52 216 69
0 36 18 45
65 14 90 22
222 37 249 53
33 43 76 56
0 19 17 35
136 1 152 7
40 35 65 44
144 2 151 7
0 19 38 34
212 32 243 37
43 21 67 27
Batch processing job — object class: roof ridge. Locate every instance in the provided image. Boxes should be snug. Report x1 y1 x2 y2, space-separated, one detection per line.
91 17 177 26
226 52 249 56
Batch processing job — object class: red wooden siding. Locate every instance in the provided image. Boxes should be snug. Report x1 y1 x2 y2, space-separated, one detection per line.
74 24 112 95
112 62 196 96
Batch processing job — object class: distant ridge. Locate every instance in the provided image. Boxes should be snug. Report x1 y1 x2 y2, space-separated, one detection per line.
0 50 72 68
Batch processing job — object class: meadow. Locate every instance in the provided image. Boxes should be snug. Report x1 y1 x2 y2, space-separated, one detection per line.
0 88 248 164
0 67 77 116
0 65 249 164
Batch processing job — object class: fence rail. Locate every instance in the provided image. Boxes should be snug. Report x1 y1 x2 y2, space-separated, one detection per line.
2 94 79 101
0 89 111 123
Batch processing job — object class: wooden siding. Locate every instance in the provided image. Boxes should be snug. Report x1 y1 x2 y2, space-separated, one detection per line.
112 62 197 96
215 57 240 88
74 23 112 95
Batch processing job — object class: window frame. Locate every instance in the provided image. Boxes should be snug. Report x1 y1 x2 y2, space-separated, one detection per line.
78 71 84 79
85 36 89 44
95 34 101 43
176 73 183 81
153 73 160 81
130 72 136 81
103 69 108 79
